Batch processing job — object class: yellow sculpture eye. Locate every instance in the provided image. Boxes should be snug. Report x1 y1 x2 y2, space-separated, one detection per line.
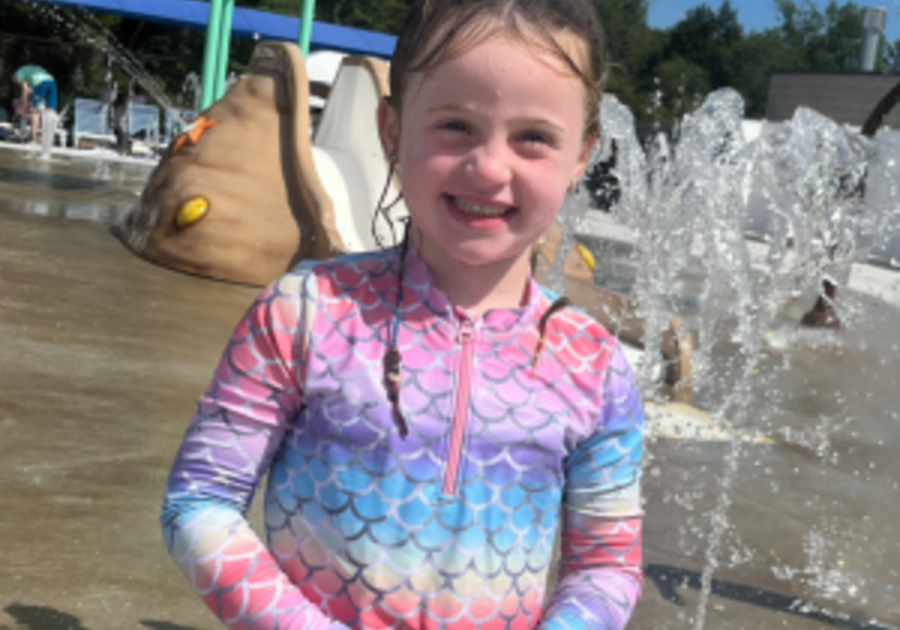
576 244 596 271
176 197 209 228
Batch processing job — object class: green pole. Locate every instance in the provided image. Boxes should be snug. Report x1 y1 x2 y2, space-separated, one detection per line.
200 0 225 110
298 0 315 56
215 0 235 100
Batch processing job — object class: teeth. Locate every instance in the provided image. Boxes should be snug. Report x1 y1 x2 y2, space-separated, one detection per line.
453 197 511 217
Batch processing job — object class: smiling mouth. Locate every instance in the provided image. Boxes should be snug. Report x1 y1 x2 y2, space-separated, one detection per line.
450 195 515 218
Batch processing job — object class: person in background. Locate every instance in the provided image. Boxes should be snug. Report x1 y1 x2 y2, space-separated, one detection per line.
111 89 130 154
12 97 26 120
12 64 57 143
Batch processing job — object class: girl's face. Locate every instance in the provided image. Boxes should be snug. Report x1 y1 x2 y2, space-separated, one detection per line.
379 30 594 278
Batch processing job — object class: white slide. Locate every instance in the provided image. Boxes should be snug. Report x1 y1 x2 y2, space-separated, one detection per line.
309 56 407 252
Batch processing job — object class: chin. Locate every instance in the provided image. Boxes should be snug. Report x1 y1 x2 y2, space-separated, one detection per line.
449 244 527 269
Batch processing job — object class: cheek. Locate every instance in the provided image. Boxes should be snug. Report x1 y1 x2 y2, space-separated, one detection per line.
400 150 458 188
520 162 570 204
399 129 446 163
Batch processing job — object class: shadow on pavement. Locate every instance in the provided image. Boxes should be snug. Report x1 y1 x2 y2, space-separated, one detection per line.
140 621 207 630
2 604 206 630
4 604 90 630
646 564 898 630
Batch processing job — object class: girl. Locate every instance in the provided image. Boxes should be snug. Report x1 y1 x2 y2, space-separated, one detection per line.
160 1 645 629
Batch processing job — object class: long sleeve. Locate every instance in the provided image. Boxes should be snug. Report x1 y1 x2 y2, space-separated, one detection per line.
539 343 644 630
160 268 349 630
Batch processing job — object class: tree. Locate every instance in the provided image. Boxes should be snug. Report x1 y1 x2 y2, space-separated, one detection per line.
774 0 868 71
591 0 661 123
592 0 651 71
653 55 711 126
820 1 865 70
663 2 742 102
667 3 734 82
111 17 208 105
314 0 412 34
729 29 788 118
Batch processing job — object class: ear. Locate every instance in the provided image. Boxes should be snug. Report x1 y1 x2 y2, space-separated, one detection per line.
571 133 598 183
377 96 400 164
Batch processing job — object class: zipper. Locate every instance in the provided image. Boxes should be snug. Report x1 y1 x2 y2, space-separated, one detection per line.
442 318 475 497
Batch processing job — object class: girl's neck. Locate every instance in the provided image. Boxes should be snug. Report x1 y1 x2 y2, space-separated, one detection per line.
412 231 532 316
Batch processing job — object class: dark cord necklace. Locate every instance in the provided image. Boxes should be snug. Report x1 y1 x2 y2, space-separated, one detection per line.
384 224 411 438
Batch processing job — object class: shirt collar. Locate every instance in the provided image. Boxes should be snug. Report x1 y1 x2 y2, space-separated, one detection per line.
398 240 547 334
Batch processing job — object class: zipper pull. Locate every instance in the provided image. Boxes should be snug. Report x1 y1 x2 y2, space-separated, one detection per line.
458 318 475 345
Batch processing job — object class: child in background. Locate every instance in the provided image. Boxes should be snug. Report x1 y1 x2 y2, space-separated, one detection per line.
160 0 645 628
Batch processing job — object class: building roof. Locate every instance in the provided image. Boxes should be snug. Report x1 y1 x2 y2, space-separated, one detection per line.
767 72 900 130
26 0 397 58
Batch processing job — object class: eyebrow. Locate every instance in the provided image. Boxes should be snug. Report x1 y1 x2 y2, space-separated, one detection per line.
426 104 567 134
426 104 478 116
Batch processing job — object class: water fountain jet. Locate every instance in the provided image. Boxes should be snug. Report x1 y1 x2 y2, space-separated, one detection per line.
584 87 900 629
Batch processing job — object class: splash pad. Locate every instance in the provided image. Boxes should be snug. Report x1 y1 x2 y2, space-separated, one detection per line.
2 37 900 630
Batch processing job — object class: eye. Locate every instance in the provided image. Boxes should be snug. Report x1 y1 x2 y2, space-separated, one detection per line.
437 119 471 134
518 130 552 146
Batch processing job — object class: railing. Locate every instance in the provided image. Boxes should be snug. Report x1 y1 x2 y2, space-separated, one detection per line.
72 98 114 148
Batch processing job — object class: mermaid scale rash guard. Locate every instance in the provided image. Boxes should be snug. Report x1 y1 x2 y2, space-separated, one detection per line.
160 243 645 630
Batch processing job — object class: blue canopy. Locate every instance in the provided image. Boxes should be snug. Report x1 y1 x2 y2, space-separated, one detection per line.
26 0 396 58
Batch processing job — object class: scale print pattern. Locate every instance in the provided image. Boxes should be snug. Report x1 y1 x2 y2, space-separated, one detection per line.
161 244 644 630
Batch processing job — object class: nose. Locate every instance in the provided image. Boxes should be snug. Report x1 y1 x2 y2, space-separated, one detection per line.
464 138 512 188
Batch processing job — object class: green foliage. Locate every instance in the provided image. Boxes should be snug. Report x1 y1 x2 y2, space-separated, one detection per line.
110 18 208 104
728 29 787 118
653 55 711 126
650 2 741 123
313 0 412 34
591 0 657 122
667 2 741 88
775 0 864 70
592 0 651 73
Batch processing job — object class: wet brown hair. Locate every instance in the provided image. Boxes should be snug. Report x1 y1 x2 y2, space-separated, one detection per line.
387 0 608 143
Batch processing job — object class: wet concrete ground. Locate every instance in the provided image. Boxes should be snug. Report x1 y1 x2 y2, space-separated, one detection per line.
1 145 899 630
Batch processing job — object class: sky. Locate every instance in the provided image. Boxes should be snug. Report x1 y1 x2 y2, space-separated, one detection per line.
647 0 900 44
